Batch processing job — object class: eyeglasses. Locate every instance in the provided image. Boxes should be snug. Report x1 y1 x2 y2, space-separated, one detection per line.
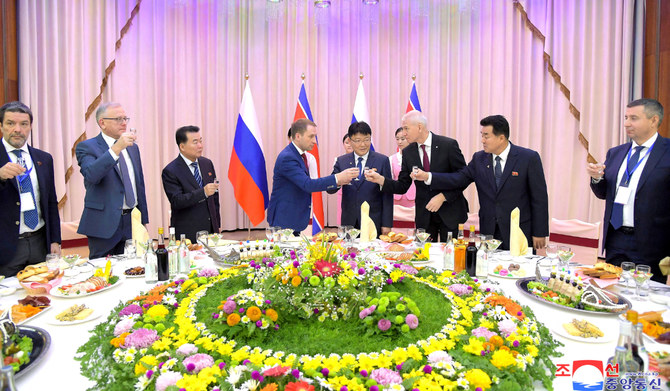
103 117 131 123
350 138 371 145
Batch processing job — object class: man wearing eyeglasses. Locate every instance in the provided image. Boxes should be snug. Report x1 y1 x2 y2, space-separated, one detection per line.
75 102 148 258
0 101 61 276
328 121 393 235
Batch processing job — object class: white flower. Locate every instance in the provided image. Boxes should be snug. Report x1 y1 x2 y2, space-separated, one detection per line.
226 365 245 385
162 293 177 305
239 379 259 391
134 375 150 390
123 353 135 363
456 376 469 388
241 315 250 324
387 385 406 391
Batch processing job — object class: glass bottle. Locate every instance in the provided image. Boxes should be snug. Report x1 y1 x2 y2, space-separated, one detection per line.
0 365 18 391
156 228 169 281
454 224 466 272
443 232 454 271
145 239 158 284
465 225 477 276
178 234 190 274
168 227 177 277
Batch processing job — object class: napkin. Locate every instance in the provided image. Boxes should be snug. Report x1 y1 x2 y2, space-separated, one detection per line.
132 208 150 255
659 257 670 276
509 207 528 256
359 201 377 242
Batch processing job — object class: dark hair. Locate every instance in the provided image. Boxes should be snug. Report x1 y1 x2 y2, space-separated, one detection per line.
342 133 349 144
288 128 292 140
480 115 509 139
628 98 664 126
0 101 33 124
395 127 404 136
175 125 200 146
290 118 317 139
348 121 372 138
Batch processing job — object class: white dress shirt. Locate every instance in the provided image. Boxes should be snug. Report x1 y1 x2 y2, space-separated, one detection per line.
353 151 370 178
3 138 45 234
180 153 201 178
419 132 433 185
102 132 138 209
615 132 658 227
493 141 511 174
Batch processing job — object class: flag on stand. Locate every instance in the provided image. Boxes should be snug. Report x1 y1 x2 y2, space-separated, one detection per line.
406 80 422 113
228 81 269 226
351 78 374 151
293 81 325 235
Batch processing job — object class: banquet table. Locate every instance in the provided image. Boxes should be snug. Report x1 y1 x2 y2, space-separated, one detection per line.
2 241 669 390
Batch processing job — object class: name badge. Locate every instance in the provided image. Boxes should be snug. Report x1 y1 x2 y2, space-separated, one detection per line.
20 192 36 212
614 186 632 205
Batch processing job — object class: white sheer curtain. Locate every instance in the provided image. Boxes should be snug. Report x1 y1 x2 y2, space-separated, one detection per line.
18 0 635 235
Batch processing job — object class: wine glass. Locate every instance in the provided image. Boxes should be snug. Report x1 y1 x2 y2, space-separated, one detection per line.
620 261 635 295
632 265 652 301
265 227 274 241
487 238 502 252
337 226 346 241
210 233 221 247
416 230 431 247
124 239 136 260
62 254 81 278
196 230 209 246
557 246 574 272
342 225 353 244
545 244 558 266
414 228 426 246
281 228 293 243
348 227 360 245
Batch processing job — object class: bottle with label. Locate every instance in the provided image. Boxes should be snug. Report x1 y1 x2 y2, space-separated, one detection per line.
475 235 488 278
178 234 190 274
168 227 177 277
145 239 158 284
632 322 648 387
465 225 477 276
443 232 454 271
156 228 169 281
454 224 466 272
607 319 639 377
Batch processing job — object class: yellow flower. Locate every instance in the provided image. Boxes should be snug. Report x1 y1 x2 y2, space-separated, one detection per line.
197 366 221 385
134 355 158 375
151 337 172 351
231 346 250 362
463 337 486 356
465 368 492 390
181 279 198 291
195 337 214 351
491 349 517 369
176 374 207 391
227 313 241 326
390 270 403 282
526 344 538 357
146 304 169 319
327 375 365 391
337 274 350 287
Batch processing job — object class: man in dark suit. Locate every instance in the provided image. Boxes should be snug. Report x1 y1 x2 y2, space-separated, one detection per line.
267 119 359 234
76 102 148 259
327 122 393 234
365 110 468 242
414 115 549 251
588 99 670 283
162 126 220 242
0 101 61 276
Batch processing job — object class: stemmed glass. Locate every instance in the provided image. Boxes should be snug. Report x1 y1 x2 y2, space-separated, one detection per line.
557 246 574 272
210 233 221 247
486 238 501 253
620 261 635 295
632 265 652 301
265 227 275 242
196 230 209 246
348 227 361 246
545 244 558 266
281 228 294 243
414 228 426 247
337 226 346 242
63 254 81 278
416 230 431 247
342 225 353 245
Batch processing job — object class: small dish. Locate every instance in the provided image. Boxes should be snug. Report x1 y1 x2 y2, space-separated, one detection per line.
650 294 670 306
0 287 16 296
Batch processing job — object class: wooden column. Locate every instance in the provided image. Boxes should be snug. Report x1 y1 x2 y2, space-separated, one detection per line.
644 0 670 138
0 0 18 104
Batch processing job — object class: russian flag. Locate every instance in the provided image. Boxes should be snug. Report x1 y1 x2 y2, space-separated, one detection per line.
351 78 374 151
406 80 422 113
227 81 269 226
293 81 325 235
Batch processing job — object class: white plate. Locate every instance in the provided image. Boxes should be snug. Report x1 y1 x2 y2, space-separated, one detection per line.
124 273 145 279
0 287 16 296
650 294 670 306
552 322 615 343
46 307 102 326
50 277 123 298
2 306 52 325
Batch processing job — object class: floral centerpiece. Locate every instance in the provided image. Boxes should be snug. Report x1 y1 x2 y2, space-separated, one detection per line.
77 242 562 391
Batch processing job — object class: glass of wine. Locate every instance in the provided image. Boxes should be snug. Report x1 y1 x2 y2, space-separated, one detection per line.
557 246 574 272
632 265 652 301
620 261 635 295
337 226 346 241
487 238 502 253
196 230 209 246
416 230 431 247
414 228 426 246
545 243 558 267
348 227 361 245
265 227 274 241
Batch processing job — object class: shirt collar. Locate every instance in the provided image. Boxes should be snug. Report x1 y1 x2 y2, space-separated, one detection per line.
494 141 511 162
354 151 370 161
2 138 29 156
180 153 197 166
292 141 307 156
100 131 118 148
419 132 433 149
634 132 658 149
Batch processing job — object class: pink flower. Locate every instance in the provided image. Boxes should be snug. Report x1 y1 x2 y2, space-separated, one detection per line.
263 365 291 377
448 284 471 296
472 326 497 340
123 328 159 349
176 343 198 356
113 318 135 337
399 264 418 275
377 318 391 331
155 371 182 391
182 353 214 374
405 314 419 329
370 368 403 385
119 304 143 317
198 268 218 277
498 319 517 337
427 351 453 364
223 300 237 314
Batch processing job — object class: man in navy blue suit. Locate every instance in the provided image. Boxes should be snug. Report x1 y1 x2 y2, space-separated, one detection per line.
162 125 220 242
76 102 148 259
267 119 359 234
588 99 670 283
327 122 393 234
0 101 61 276
412 115 549 251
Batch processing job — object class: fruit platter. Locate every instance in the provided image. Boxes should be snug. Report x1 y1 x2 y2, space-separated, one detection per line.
51 260 121 298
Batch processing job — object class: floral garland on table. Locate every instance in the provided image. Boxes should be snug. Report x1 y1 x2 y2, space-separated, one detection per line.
77 242 562 391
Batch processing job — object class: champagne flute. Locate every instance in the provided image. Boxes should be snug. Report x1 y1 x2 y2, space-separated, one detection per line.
632 265 652 301
620 261 635 295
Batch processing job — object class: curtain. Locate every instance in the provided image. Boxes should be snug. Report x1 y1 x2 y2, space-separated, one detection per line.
18 0 636 236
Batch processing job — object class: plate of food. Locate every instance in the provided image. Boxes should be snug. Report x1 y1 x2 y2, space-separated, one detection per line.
50 275 122 298
379 231 411 244
489 263 528 279
3 325 51 379
47 304 101 326
2 296 52 325
577 262 623 280
313 232 338 242
552 318 615 343
123 266 145 278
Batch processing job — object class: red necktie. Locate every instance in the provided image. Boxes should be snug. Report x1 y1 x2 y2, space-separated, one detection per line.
301 153 309 171
421 144 430 172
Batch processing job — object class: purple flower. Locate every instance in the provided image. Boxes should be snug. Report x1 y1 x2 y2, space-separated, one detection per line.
513 340 520 347
483 312 488 317
358 268 366 275
476 388 483 391
238 307 245 314
498 319 518 337
146 370 154 378
448 284 472 296
256 320 263 327
251 370 262 380
393 263 401 268
119 304 144 317
268 261 275 268
243 359 251 365
291 369 301 378
399 264 418 275
423 365 432 374
386 278 393 284
219 362 226 369
274 324 280 330
396 363 403 370
265 300 272 305
377 318 391 331
374 266 380 270
182 354 214 374
370 368 403 385
370 386 379 391
123 328 159 349
405 314 419 329
113 318 135 337
212 313 219 319
313 308 319 314
198 268 218 277
360 369 368 377
340 387 348 391
348 260 357 269
293 260 300 267
186 363 195 372
173 302 179 308
427 351 453 364
321 368 329 377
349 253 356 259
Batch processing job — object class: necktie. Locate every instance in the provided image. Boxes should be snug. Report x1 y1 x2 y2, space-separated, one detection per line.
357 156 364 179
118 153 136 207
12 150 39 229
610 145 644 229
421 144 430 172
301 153 309 172
494 156 502 189
191 162 203 187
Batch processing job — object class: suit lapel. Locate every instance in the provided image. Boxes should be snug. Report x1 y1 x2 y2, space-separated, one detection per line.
636 136 666 192
177 156 200 188
481 152 497 192
0 142 18 192
497 144 518 193
97 133 123 180
605 144 629 196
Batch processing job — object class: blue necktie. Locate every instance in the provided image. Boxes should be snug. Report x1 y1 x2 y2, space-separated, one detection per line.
12 150 39 229
610 145 644 229
494 156 502 189
118 153 136 207
192 162 203 187
357 156 364 180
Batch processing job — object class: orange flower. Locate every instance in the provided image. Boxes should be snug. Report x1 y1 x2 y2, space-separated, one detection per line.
110 332 130 348
289 268 299 278
266 309 279 322
260 384 278 391
227 313 241 326
291 276 302 287
489 335 504 348
247 306 262 322
484 294 525 320
285 381 315 391
511 350 519 357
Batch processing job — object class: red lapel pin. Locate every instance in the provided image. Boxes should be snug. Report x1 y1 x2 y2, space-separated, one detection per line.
208 172 212 176
512 171 518 176
37 161 43 166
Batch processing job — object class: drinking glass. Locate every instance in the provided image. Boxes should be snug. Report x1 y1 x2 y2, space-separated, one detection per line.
123 239 136 261
411 166 419 178
407 228 415 244
348 227 361 245
416 230 431 247
46 254 60 271
363 166 370 181
415 228 426 246
210 233 221 247
265 227 275 241
545 243 558 266
281 228 294 243
342 225 353 244
620 261 635 295
473 234 482 249
196 230 209 245
337 226 346 241
632 265 652 301
557 246 574 272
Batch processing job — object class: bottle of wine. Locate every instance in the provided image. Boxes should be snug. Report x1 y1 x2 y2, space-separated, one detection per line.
178 234 190 274
454 224 466 272
156 228 169 281
465 225 477 276
168 227 177 277
631 322 648 387
145 239 158 284
475 236 488 278
443 232 454 271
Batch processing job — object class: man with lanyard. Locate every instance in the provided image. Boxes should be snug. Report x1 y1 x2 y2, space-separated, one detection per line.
588 98 670 283
0 101 61 277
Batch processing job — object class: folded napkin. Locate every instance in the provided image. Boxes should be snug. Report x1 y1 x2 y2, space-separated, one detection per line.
132 208 150 256
359 201 377 242
659 257 670 276
509 207 528 256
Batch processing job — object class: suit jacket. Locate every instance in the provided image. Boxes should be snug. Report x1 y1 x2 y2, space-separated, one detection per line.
381 132 468 229
327 151 393 233
75 133 148 239
162 156 220 242
430 143 549 248
267 143 338 232
590 135 670 262
0 143 61 261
